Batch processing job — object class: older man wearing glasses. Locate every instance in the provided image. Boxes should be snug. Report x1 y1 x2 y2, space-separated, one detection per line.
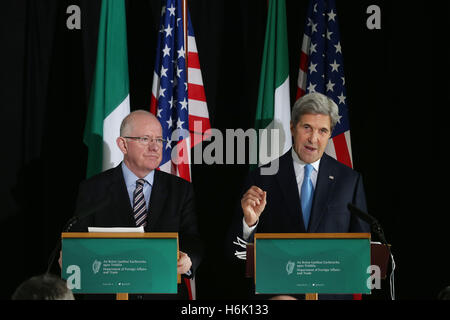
71 110 203 300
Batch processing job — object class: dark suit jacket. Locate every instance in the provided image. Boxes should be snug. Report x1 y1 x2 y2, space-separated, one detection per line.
228 150 370 300
71 164 203 299
232 149 369 239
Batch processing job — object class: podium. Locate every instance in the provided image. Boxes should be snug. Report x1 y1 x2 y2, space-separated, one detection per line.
247 233 387 300
61 232 180 300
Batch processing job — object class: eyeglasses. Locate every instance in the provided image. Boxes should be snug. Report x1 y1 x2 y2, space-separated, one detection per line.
123 136 166 146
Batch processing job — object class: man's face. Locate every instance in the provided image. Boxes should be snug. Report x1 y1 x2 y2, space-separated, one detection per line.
118 114 163 177
291 113 332 163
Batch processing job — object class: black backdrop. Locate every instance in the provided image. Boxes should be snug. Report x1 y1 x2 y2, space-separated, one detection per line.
0 0 447 300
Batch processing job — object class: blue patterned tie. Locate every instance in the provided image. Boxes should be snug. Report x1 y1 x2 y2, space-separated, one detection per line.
301 164 314 229
133 179 147 227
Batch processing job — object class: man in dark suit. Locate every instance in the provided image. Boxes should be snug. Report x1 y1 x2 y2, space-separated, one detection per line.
230 92 369 299
71 110 203 299
239 150 368 237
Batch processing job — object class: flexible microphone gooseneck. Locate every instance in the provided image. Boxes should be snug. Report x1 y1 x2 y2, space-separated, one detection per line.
347 203 395 300
46 195 110 274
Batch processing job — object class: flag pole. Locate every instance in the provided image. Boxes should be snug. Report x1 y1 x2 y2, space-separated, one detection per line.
181 0 194 299
182 0 188 82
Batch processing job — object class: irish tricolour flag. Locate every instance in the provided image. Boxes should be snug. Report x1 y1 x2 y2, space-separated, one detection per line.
83 0 130 178
254 0 291 167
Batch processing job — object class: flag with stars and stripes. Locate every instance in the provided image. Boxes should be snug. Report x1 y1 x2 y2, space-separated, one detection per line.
150 0 210 182
296 0 353 168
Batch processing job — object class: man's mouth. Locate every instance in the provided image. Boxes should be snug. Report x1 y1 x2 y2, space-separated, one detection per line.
304 145 317 152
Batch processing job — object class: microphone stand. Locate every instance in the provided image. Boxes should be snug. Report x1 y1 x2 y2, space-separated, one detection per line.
46 217 79 274
46 195 110 274
348 203 395 300
370 218 395 300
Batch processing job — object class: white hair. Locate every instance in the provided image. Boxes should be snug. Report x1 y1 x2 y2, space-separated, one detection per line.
291 92 340 130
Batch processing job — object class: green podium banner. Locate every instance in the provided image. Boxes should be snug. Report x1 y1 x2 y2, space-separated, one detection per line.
61 233 178 294
255 233 371 294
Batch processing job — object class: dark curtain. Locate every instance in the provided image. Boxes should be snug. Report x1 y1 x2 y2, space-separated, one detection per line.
0 0 446 300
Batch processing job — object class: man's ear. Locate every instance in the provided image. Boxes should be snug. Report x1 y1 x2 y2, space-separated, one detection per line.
290 121 295 137
116 137 127 154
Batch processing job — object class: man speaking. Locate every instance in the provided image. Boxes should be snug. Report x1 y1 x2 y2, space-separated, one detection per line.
230 92 369 299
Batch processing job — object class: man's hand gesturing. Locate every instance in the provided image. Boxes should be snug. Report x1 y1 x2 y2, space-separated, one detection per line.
241 186 267 227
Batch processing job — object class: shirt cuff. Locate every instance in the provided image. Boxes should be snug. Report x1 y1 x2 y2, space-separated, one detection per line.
242 217 258 241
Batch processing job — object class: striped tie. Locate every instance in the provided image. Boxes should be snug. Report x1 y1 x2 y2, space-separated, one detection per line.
133 179 147 227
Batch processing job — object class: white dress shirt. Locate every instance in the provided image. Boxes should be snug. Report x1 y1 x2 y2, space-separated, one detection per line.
242 149 321 240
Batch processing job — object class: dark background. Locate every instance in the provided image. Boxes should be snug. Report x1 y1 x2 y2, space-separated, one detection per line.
0 0 446 300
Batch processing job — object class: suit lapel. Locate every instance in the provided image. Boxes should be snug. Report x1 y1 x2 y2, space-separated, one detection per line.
309 154 335 232
275 151 306 232
147 170 168 230
109 165 136 227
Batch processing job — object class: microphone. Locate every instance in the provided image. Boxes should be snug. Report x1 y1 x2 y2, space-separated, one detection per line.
347 203 388 245
65 194 112 232
347 203 396 300
46 194 111 273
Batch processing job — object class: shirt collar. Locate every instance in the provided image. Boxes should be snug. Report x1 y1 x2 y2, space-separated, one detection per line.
291 148 321 175
121 162 155 188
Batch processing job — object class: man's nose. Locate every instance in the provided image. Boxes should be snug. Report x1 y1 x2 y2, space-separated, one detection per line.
147 139 160 150
308 130 319 144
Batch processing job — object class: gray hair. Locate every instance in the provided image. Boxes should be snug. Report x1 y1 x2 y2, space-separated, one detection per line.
291 92 340 131
12 274 75 300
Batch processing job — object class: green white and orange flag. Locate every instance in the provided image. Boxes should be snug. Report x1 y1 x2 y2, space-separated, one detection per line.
254 0 292 167
83 0 130 178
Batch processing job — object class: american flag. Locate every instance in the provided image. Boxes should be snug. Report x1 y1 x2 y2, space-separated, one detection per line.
296 0 353 168
150 0 211 182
